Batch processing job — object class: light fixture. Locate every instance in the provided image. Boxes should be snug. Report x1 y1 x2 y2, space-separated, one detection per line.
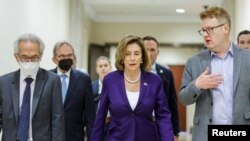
176 9 186 13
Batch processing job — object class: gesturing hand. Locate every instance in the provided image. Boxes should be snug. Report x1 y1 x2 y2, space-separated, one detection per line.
195 67 223 90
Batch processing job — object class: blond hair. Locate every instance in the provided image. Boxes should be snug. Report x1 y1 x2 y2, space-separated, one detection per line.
200 6 231 29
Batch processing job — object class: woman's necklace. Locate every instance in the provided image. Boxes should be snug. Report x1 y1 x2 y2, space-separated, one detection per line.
124 71 141 84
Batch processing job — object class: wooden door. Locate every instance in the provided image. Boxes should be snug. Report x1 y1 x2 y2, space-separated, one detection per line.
169 65 186 131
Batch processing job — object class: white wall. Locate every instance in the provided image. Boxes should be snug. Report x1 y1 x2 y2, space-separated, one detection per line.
157 47 199 65
90 22 202 45
69 0 92 71
0 0 70 76
234 0 250 42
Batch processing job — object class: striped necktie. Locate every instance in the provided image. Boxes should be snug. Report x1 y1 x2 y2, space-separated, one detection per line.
60 74 67 103
17 77 33 141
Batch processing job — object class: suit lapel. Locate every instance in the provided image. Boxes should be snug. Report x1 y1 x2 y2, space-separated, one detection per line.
118 72 133 110
118 71 149 111
155 64 163 75
155 64 167 82
134 71 148 111
32 68 45 117
200 51 213 95
201 50 212 71
233 46 242 95
64 70 76 105
10 71 20 123
93 80 99 94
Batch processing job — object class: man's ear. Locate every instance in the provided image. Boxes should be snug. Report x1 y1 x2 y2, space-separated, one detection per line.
52 57 58 64
14 53 19 62
224 24 230 34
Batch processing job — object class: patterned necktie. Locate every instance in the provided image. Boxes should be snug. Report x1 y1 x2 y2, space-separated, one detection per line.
60 74 67 103
17 77 33 141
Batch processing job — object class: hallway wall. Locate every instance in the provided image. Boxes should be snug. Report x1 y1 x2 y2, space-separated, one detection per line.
0 0 70 75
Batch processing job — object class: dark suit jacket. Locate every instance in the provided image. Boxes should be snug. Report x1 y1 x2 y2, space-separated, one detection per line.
92 80 100 112
51 68 95 141
155 63 179 135
0 68 65 141
91 70 174 141
92 80 99 95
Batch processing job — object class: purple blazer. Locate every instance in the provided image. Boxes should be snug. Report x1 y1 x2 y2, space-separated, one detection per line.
91 70 174 141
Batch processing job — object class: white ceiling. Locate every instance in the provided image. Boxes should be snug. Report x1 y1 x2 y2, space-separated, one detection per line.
83 0 224 23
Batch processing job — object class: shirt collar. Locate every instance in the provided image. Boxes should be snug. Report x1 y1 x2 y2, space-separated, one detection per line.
210 42 234 58
151 63 156 71
20 71 37 82
57 68 71 78
98 79 102 87
98 79 102 94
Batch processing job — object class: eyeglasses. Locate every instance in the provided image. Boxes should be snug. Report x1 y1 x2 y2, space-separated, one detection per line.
198 24 225 36
18 55 40 62
56 54 74 59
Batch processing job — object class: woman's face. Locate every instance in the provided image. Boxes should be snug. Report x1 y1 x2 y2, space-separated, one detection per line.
123 43 142 72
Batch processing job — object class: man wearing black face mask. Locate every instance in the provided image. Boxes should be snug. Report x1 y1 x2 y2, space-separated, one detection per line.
51 41 95 141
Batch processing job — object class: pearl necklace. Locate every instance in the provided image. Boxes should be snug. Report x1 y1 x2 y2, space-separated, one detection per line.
124 71 141 84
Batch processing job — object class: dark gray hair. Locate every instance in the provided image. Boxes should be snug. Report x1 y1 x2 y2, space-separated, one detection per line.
14 33 45 56
53 40 74 57
237 30 250 44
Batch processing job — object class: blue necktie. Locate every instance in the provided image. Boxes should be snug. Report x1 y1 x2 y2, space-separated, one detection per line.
60 74 67 103
17 77 33 141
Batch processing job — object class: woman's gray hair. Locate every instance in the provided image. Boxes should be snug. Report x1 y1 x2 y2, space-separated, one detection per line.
14 33 45 56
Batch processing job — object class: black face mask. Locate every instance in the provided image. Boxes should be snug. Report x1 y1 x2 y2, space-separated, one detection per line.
58 59 73 71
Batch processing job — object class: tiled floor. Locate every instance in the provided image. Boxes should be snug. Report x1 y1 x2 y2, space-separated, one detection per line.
0 131 192 141
179 131 192 141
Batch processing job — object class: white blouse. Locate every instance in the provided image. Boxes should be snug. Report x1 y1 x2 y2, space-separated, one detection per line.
126 90 140 110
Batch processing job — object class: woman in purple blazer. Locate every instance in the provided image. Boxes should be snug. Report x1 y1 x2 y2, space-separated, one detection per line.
91 35 174 141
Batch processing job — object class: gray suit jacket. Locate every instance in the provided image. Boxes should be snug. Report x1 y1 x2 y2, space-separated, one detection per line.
0 68 65 141
179 44 250 141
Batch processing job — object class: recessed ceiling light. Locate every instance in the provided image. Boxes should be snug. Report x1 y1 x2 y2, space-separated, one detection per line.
176 9 186 13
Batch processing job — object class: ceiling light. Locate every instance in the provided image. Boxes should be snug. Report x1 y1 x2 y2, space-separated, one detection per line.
176 9 186 13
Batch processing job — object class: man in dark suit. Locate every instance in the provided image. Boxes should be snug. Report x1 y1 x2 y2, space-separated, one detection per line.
0 33 65 141
143 36 180 141
92 56 112 141
51 41 95 141
92 56 112 111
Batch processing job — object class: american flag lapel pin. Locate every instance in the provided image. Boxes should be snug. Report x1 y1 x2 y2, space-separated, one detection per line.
160 69 163 73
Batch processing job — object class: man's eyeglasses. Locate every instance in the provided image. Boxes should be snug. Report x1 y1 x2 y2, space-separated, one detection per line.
198 24 225 36
18 55 40 62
